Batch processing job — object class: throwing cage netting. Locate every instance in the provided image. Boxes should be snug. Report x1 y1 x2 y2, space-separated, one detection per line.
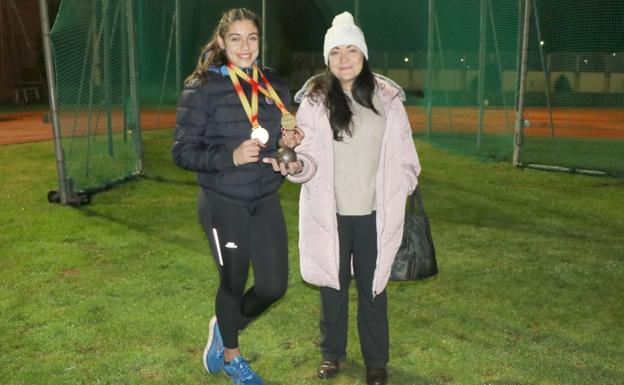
418 0 519 161
42 0 623 204
43 0 141 204
517 0 624 176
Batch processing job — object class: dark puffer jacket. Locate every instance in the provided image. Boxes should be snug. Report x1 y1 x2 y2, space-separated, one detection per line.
172 66 290 206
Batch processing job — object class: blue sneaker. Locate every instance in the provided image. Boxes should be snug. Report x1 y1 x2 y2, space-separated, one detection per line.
203 316 224 373
223 355 265 385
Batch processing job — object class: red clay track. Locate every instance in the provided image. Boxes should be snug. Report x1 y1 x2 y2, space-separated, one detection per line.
0 108 176 145
1 106 623 145
407 107 624 139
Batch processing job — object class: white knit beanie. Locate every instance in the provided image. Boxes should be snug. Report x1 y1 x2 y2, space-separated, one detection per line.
323 11 368 64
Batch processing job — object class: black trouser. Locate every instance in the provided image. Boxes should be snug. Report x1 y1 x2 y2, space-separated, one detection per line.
198 189 288 349
319 211 389 368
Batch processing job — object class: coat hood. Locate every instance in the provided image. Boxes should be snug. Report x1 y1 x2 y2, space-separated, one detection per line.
293 73 406 104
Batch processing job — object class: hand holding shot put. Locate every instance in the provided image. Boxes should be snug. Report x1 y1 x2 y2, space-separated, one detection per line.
263 125 305 175
263 146 303 176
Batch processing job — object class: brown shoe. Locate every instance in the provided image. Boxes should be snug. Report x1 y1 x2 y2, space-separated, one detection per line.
366 367 388 385
317 360 339 379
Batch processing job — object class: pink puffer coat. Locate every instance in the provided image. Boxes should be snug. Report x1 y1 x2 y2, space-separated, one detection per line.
288 75 421 298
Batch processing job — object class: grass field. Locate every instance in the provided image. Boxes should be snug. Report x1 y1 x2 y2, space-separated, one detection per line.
1 129 623 385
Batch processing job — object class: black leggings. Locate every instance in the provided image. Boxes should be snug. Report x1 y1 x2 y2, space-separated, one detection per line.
198 190 288 349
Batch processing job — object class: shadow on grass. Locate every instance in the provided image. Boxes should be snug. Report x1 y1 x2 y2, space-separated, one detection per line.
139 173 197 186
260 363 438 385
428 176 622 244
78 205 206 255
338 359 438 385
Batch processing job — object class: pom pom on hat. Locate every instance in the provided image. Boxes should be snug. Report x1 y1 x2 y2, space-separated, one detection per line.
323 11 368 64
332 11 356 26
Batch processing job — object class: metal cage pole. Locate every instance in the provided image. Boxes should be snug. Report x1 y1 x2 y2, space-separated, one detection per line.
102 0 114 157
487 0 512 129
125 0 143 172
261 0 266 65
513 0 532 166
477 0 488 150
175 0 182 93
531 0 554 137
121 0 128 141
426 0 435 137
38 0 71 204
157 9 176 129
434 12 453 131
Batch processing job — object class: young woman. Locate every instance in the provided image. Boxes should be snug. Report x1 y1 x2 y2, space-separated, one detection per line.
267 11 421 385
172 8 301 385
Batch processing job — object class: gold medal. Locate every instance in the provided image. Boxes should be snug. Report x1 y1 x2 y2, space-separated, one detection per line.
280 113 296 131
227 64 295 142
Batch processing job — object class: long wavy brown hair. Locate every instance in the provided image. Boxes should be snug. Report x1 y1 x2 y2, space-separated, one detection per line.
184 8 261 86
308 60 379 141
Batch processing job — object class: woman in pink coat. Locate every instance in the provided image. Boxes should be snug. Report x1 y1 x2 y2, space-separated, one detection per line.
265 11 420 385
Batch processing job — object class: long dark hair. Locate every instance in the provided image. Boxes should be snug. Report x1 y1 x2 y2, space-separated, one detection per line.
309 60 378 141
185 8 261 86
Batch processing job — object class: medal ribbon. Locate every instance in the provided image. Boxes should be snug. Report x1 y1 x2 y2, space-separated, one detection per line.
256 66 290 117
228 64 290 117
227 63 259 128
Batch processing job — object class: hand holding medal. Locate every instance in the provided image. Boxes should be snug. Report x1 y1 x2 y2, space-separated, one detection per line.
228 62 303 172
227 64 270 145
227 63 304 143
233 138 264 166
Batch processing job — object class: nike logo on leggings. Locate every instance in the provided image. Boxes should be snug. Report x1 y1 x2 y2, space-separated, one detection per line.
212 228 238 266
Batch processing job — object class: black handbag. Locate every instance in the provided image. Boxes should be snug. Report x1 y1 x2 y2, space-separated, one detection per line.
390 186 438 281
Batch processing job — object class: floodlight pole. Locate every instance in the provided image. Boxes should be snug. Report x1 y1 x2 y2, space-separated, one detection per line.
38 0 71 204
513 0 531 166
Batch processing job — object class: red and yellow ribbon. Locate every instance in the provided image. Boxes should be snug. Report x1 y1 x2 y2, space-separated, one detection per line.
227 63 295 129
227 63 260 128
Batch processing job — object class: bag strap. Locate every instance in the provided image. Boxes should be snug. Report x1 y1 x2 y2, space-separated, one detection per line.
408 185 427 216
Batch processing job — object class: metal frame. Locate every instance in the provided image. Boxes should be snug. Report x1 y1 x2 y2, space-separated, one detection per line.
39 0 143 205
38 0 74 204
513 0 531 166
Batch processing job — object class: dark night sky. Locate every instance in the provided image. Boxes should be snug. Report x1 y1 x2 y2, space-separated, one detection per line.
134 0 624 84
534 0 624 52
280 0 624 53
